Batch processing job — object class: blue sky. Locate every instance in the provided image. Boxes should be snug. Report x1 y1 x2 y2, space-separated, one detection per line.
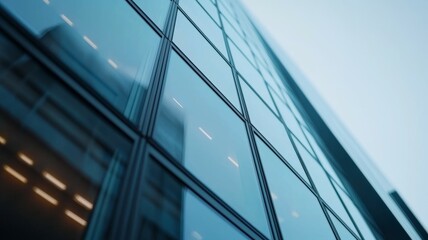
241 0 428 230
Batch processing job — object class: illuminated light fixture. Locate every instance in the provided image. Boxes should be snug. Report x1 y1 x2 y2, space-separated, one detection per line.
83 35 98 50
198 127 212 140
18 153 34 166
291 210 300 218
172 97 183 108
60 14 74 26
43 171 67 190
271 192 278 201
43 0 50 4
33 187 58 205
227 156 239 168
3 165 27 183
107 59 118 69
0 136 6 145
74 194 93 210
65 209 87 226
191 231 203 240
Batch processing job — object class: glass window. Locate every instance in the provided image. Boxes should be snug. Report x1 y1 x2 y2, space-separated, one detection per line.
138 158 248 240
223 18 254 66
196 0 220 24
303 127 347 190
134 0 170 29
256 137 336 240
272 93 313 152
0 33 132 239
295 141 359 235
241 82 309 183
328 211 358 240
174 12 240 109
336 185 377 240
229 42 275 110
153 51 270 237
179 0 227 56
1 0 161 120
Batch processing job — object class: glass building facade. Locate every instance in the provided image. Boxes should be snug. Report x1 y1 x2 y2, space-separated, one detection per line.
0 0 425 239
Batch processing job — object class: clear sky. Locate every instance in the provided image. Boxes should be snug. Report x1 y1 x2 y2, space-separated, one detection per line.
241 0 428 230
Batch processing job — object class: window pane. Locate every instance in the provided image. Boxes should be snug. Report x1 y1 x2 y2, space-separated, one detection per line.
138 159 248 240
134 0 170 29
295 141 359 235
336 186 378 240
179 0 227 56
196 0 220 24
174 12 240 109
256 137 336 240
229 42 275 110
241 81 309 183
0 0 160 120
153 51 270 236
0 33 132 239
329 211 358 240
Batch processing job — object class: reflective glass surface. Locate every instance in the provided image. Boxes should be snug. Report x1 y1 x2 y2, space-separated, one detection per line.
195 0 220 24
256 137 336 240
0 33 132 239
0 0 160 120
229 41 275 110
154 51 270 236
134 0 170 29
241 81 309 183
174 12 240 109
295 141 358 234
336 185 377 240
138 159 248 240
329 211 358 240
179 0 227 56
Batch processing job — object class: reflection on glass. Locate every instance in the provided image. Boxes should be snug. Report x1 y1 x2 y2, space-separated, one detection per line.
179 0 227 56
328 211 358 240
134 0 170 29
256 137 336 240
336 185 377 240
295 141 359 235
139 158 248 239
1 0 160 120
174 12 240 109
241 81 309 183
154 51 270 237
0 33 132 239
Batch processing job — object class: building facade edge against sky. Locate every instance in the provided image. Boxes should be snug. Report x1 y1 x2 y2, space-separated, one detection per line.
238 0 426 239
0 0 426 239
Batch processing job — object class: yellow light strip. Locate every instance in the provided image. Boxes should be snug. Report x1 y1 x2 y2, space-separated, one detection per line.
65 209 87 226
33 187 58 205
3 165 27 183
74 194 93 210
43 171 67 190
18 153 34 166
0 136 6 145
227 156 239 168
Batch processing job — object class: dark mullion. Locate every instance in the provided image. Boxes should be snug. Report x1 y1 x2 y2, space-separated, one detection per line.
216 1 283 240
146 141 268 240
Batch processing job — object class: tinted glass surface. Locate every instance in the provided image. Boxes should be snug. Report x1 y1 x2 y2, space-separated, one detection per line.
329 211 358 240
154 51 270 236
138 159 248 240
179 0 227 56
256 137 336 240
134 0 170 29
295 141 358 234
174 11 240 109
241 81 309 183
0 33 132 239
